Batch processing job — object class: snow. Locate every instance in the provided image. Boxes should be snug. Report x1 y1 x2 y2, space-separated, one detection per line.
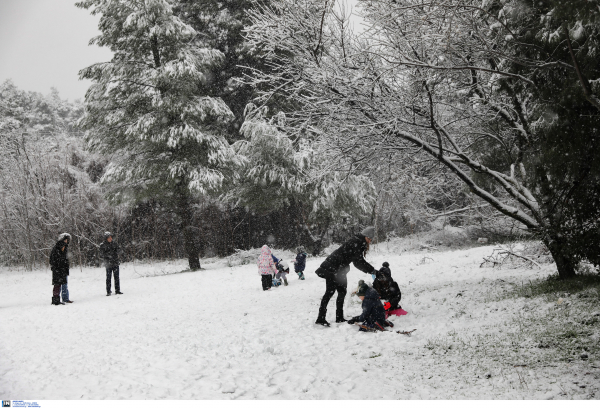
0 243 598 399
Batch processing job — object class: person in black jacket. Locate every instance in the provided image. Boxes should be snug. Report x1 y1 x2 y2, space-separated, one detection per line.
347 280 388 332
49 233 72 305
373 262 402 312
314 226 376 326
293 246 307 280
99 232 122 296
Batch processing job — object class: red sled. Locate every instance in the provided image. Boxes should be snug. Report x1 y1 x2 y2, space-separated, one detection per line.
386 308 408 318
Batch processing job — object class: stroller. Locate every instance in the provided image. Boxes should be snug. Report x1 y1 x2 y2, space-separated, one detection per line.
272 259 289 287
272 273 283 287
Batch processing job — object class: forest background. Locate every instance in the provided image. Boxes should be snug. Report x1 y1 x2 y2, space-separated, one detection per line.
1 0 599 280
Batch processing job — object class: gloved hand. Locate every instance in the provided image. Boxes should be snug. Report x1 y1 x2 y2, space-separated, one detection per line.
384 302 391 310
347 317 359 324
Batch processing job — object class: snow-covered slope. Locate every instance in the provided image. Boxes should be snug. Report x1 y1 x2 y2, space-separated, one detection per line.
0 245 598 399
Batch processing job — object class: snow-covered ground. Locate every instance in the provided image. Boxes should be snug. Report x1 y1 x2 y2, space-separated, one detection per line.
1 243 598 399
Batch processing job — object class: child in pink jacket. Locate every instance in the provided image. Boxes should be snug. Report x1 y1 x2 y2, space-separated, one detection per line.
257 245 278 291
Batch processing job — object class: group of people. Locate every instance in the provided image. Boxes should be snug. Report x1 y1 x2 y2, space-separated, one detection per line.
257 245 308 290
52 225 401 332
49 231 123 305
257 226 405 332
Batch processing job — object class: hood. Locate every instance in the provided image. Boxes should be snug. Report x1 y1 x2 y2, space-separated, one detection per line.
364 286 380 301
260 245 272 258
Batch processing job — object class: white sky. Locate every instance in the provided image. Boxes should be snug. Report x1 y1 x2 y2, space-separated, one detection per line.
0 0 112 102
0 0 362 103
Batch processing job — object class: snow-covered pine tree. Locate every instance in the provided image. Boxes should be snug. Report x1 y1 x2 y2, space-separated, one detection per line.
77 0 241 270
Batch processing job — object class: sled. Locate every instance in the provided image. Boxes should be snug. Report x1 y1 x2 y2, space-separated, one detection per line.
386 308 408 318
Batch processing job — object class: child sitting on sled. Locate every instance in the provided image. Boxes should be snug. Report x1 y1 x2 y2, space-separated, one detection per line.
373 262 405 317
348 280 393 332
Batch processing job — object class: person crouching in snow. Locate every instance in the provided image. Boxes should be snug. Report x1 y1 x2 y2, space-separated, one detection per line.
275 259 290 286
293 246 307 280
373 262 402 316
347 280 392 332
49 233 72 305
258 245 278 290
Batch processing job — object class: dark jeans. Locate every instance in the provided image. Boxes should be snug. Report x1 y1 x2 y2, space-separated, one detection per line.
261 274 273 291
317 270 348 320
106 265 120 293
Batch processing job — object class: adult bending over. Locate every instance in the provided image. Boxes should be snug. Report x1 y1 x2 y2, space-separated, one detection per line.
314 226 376 326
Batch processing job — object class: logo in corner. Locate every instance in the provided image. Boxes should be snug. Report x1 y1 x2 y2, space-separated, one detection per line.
2 401 11 408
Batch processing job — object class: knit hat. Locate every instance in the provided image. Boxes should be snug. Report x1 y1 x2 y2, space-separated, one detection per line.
58 232 71 242
104 231 112 239
296 246 305 254
382 262 389 268
361 226 375 239
356 280 369 297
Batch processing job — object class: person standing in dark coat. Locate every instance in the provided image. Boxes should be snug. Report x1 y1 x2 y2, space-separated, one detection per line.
293 246 307 280
314 226 376 326
99 232 122 296
49 233 72 305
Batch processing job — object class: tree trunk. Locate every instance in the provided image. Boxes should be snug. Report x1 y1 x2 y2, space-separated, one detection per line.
175 183 200 271
543 234 577 280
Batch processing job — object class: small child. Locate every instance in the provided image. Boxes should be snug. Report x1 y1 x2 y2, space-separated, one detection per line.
293 246 307 280
373 262 403 316
348 280 393 332
257 245 278 291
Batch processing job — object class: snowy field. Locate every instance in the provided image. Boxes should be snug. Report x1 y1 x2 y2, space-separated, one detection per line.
1 242 599 400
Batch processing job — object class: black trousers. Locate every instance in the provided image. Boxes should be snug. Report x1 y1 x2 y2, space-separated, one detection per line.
317 269 348 320
261 274 273 291
106 265 120 293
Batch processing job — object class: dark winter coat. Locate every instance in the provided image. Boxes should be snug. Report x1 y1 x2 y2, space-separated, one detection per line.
294 252 307 272
315 234 375 278
355 286 386 326
373 273 402 310
99 240 120 267
49 240 69 285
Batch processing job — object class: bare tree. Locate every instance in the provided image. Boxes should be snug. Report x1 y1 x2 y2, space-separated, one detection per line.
243 0 600 278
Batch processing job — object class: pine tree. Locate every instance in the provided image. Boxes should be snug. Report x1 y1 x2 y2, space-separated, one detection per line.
77 0 240 270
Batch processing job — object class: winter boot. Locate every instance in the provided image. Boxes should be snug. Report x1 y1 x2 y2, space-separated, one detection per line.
52 296 64 305
316 306 330 326
115 291 123 295
300 272 305 280
283 277 288 286
107 292 112 296
335 311 347 323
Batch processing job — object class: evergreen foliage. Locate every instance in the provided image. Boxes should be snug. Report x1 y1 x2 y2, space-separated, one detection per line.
223 105 376 253
76 0 243 270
